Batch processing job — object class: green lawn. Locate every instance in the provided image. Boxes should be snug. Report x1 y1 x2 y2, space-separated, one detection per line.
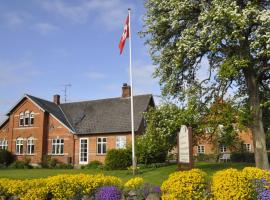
0 162 254 186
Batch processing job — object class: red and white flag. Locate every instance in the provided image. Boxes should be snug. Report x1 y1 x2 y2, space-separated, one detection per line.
118 15 129 54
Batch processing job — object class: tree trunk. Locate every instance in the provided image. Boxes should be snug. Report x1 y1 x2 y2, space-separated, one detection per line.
244 68 269 169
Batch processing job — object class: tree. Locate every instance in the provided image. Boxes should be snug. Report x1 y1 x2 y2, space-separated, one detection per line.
142 0 270 168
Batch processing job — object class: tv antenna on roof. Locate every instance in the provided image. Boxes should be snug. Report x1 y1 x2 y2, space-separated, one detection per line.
62 83 72 103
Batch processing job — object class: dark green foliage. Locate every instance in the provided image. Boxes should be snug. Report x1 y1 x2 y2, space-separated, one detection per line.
231 152 255 163
105 148 132 170
9 157 32 169
194 154 219 162
0 149 14 166
55 163 73 169
40 155 58 168
81 160 103 169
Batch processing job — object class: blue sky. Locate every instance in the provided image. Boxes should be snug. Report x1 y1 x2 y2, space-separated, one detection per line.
0 0 161 122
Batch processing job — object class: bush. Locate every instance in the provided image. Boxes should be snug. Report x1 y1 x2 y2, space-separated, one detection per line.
55 163 73 169
0 174 122 199
95 186 121 200
194 154 218 162
124 177 144 189
0 149 14 166
81 160 103 169
231 152 255 163
39 155 58 168
161 169 208 200
9 157 32 169
211 167 270 200
105 148 132 170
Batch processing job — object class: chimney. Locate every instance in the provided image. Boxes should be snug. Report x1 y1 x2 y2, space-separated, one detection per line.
53 94 60 105
122 83 131 97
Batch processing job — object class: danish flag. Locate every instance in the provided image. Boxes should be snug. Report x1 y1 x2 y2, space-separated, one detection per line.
118 15 129 54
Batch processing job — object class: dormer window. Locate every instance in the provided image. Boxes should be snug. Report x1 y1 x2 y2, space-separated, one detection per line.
19 113 24 126
24 111 30 126
30 112 34 125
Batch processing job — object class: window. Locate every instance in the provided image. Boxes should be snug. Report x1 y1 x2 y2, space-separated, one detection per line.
30 112 34 125
27 137 34 155
244 143 252 152
0 140 8 150
52 139 64 155
97 137 107 154
16 138 24 155
79 138 88 164
116 136 126 149
24 111 30 126
19 113 24 126
220 145 227 153
197 145 205 154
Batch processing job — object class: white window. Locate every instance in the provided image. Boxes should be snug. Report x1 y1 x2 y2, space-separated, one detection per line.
16 138 24 155
52 138 64 155
19 113 24 126
0 140 8 150
220 145 227 153
116 136 126 149
79 138 88 164
244 143 252 152
197 145 205 154
30 112 34 125
97 137 107 155
27 137 35 155
24 111 30 126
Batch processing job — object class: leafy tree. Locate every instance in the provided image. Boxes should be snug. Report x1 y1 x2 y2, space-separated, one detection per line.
142 0 270 169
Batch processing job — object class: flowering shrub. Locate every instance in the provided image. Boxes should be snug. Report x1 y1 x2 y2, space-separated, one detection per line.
254 178 270 200
161 169 208 200
212 168 253 200
124 177 144 189
95 186 121 200
0 174 122 199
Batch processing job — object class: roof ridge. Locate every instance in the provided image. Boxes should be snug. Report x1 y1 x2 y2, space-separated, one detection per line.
60 94 152 105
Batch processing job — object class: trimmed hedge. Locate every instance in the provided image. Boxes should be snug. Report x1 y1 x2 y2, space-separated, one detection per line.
105 148 132 170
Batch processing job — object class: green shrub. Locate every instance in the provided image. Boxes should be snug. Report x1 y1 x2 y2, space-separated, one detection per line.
55 163 73 169
81 160 103 169
9 157 32 169
231 152 255 163
40 155 58 168
105 148 132 170
194 154 218 162
0 149 14 166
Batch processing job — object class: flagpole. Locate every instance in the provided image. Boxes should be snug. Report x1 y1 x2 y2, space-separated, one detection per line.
128 8 136 175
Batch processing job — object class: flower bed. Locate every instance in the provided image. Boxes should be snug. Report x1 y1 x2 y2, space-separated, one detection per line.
0 167 270 199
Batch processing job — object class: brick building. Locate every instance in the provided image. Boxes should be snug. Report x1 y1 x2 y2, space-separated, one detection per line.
0 84 154 166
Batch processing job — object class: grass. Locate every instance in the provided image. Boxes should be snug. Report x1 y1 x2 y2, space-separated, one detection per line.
0 162 254 186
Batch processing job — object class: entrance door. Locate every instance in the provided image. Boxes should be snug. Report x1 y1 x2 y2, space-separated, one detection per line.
79 138 88 164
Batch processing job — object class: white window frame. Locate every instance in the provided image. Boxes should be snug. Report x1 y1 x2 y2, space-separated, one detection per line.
19 113 24 126
97 137 107 155
116 136 126 149
244 143 252 152
220 145 227 153
24 110 30 126
52 138 64 155
79 138 88 164
0 140 8 150
30 112 34 125
197 145 205 154
16 138 24 155
27 137 35 155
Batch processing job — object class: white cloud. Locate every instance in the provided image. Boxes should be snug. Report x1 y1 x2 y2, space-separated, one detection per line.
3 12 29 29
84 72 107 80
0 58 40 87
35 22 59 35
132 62 159 95
38 0 134 29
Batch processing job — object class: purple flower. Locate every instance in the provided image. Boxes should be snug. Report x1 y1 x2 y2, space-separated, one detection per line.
95 186 121 200
254 178 270 200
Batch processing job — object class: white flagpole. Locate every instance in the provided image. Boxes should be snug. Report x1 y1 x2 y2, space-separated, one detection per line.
128 8 136 175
